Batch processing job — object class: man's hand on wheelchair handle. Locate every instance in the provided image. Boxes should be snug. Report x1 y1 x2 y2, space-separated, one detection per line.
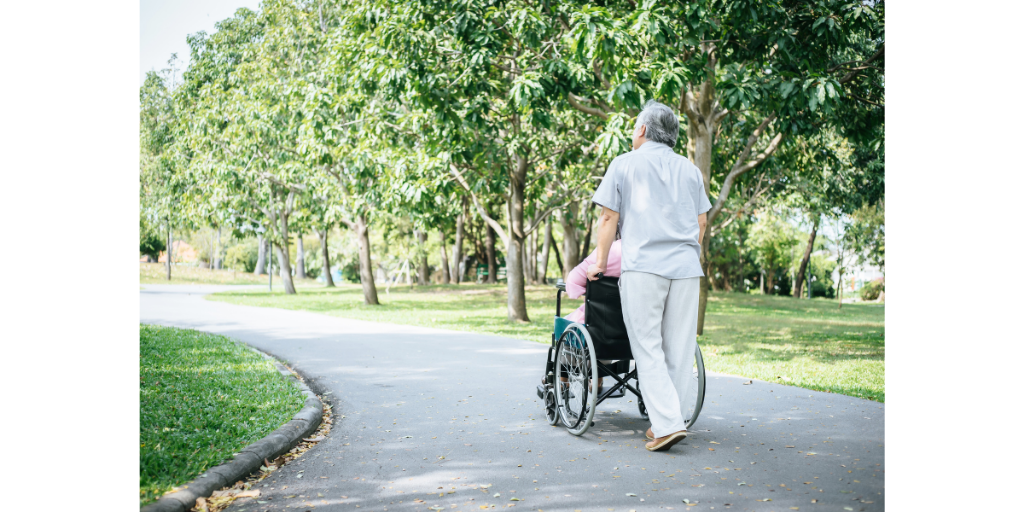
586 263 605 281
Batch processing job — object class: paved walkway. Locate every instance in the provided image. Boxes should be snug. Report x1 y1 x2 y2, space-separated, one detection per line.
141 285 884 512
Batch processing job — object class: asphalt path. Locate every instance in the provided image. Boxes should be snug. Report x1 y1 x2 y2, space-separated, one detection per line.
141 284 884 512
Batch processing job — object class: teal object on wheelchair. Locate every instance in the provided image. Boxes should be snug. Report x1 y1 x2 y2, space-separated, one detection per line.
553 316 585 349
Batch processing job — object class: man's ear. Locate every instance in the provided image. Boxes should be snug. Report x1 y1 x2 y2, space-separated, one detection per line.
638 124 646 138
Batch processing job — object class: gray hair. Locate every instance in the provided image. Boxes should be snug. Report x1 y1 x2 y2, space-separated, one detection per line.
635 99 680 148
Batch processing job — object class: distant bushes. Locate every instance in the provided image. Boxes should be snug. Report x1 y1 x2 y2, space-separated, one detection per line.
860 278 884 301
225 239 260 273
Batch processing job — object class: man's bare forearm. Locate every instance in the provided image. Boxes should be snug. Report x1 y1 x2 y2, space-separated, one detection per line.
697 212 707 249
595 207 619 269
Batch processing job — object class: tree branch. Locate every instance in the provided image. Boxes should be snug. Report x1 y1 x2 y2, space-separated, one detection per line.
449 164 510 247
849 93 883 107
706 115 784 225
567 93 609 120
838 43 884 84
259 172 308 193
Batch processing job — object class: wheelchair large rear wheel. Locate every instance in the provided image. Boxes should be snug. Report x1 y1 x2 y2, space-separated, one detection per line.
685 344 707 429
554 323 598 436
633 345 707 428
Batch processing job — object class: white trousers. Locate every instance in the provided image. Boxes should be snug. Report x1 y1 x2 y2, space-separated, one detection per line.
619 271 699 437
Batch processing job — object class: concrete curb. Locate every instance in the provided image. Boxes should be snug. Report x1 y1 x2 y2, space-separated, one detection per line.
141 348 323 512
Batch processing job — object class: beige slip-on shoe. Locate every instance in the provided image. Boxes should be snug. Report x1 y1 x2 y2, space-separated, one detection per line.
645 430 688 452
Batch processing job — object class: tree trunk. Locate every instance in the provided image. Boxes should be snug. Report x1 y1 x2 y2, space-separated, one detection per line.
766 268 775 295
296 236 306 279
254 234 267 275
452 198 466 284
793 217 819 299
837 270 844 309
318 228 334 287
354 215 379 304
559 207 580 280
531 225 541 284
580 204 596 259
273 208 297 294
485 223 497 284
214 227 223 269
165 222 172 280
696 232 710 335
524 222 536 285
274 242 297 294
538 216 552 285
415 229 429 285
504 153 530 322
439 228 451 284
552 231 564 277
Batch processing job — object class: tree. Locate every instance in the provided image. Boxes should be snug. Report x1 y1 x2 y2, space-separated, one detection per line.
847 201 884 272
748 210 798 295
140 57 188 280
139 216 166 262
561 0 885 332
346 0 596 322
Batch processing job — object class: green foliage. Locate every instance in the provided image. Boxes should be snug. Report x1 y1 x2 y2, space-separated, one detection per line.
139 325 303 505
808 252 838 299
748 210 799 294
848 201 885 270
860 278 884 301
341 258 361 284
224 238 260 273
140 218 166 260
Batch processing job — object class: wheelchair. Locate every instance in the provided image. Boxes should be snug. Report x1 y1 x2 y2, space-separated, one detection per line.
536 274 706 436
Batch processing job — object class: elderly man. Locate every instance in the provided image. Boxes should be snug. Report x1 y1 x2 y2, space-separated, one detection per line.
587 100 711 452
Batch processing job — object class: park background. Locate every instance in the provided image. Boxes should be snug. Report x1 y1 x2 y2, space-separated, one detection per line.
139 0 885 387
136 1 885 504
5 0 1021 510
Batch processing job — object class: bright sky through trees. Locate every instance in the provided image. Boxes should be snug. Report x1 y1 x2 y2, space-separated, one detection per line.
140 0 260 86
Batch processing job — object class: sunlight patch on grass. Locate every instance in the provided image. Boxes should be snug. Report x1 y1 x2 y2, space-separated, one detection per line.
139 325 304 505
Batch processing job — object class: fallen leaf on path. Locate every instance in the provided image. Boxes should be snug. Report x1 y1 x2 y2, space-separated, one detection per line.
303 436 325 442
625 493 637 497
743 381 752 385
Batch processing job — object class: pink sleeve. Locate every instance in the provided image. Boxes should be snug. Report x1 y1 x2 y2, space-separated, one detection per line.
565 254 592 299
567 240 623 297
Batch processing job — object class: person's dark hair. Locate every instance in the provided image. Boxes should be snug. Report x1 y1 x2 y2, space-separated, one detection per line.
635 99 680 148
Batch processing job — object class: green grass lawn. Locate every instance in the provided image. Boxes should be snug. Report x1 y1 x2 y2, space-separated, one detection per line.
140 262 323 286
139 325 305 506
208 283 884 402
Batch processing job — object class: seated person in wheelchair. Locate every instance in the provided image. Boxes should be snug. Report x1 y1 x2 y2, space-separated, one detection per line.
561 239 623 394
564 239 622 323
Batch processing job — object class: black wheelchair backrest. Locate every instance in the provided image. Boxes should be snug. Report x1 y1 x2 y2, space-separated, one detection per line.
585 276 633 360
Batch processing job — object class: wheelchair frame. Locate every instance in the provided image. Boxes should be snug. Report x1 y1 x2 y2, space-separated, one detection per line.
537 275 706 436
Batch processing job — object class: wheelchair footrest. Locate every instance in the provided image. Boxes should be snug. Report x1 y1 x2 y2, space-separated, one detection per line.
536 384 547 400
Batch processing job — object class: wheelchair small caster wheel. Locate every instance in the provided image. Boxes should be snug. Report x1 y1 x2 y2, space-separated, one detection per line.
544 388 559 426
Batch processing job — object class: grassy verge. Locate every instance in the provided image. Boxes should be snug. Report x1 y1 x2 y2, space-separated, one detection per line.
208 283 884 402
140 262 323 286
140 325 305 506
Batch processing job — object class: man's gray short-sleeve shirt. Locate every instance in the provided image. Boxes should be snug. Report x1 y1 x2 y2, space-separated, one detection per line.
592 141 712 279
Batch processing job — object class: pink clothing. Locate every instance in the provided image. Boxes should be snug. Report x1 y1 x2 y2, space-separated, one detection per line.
564 240 622 323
